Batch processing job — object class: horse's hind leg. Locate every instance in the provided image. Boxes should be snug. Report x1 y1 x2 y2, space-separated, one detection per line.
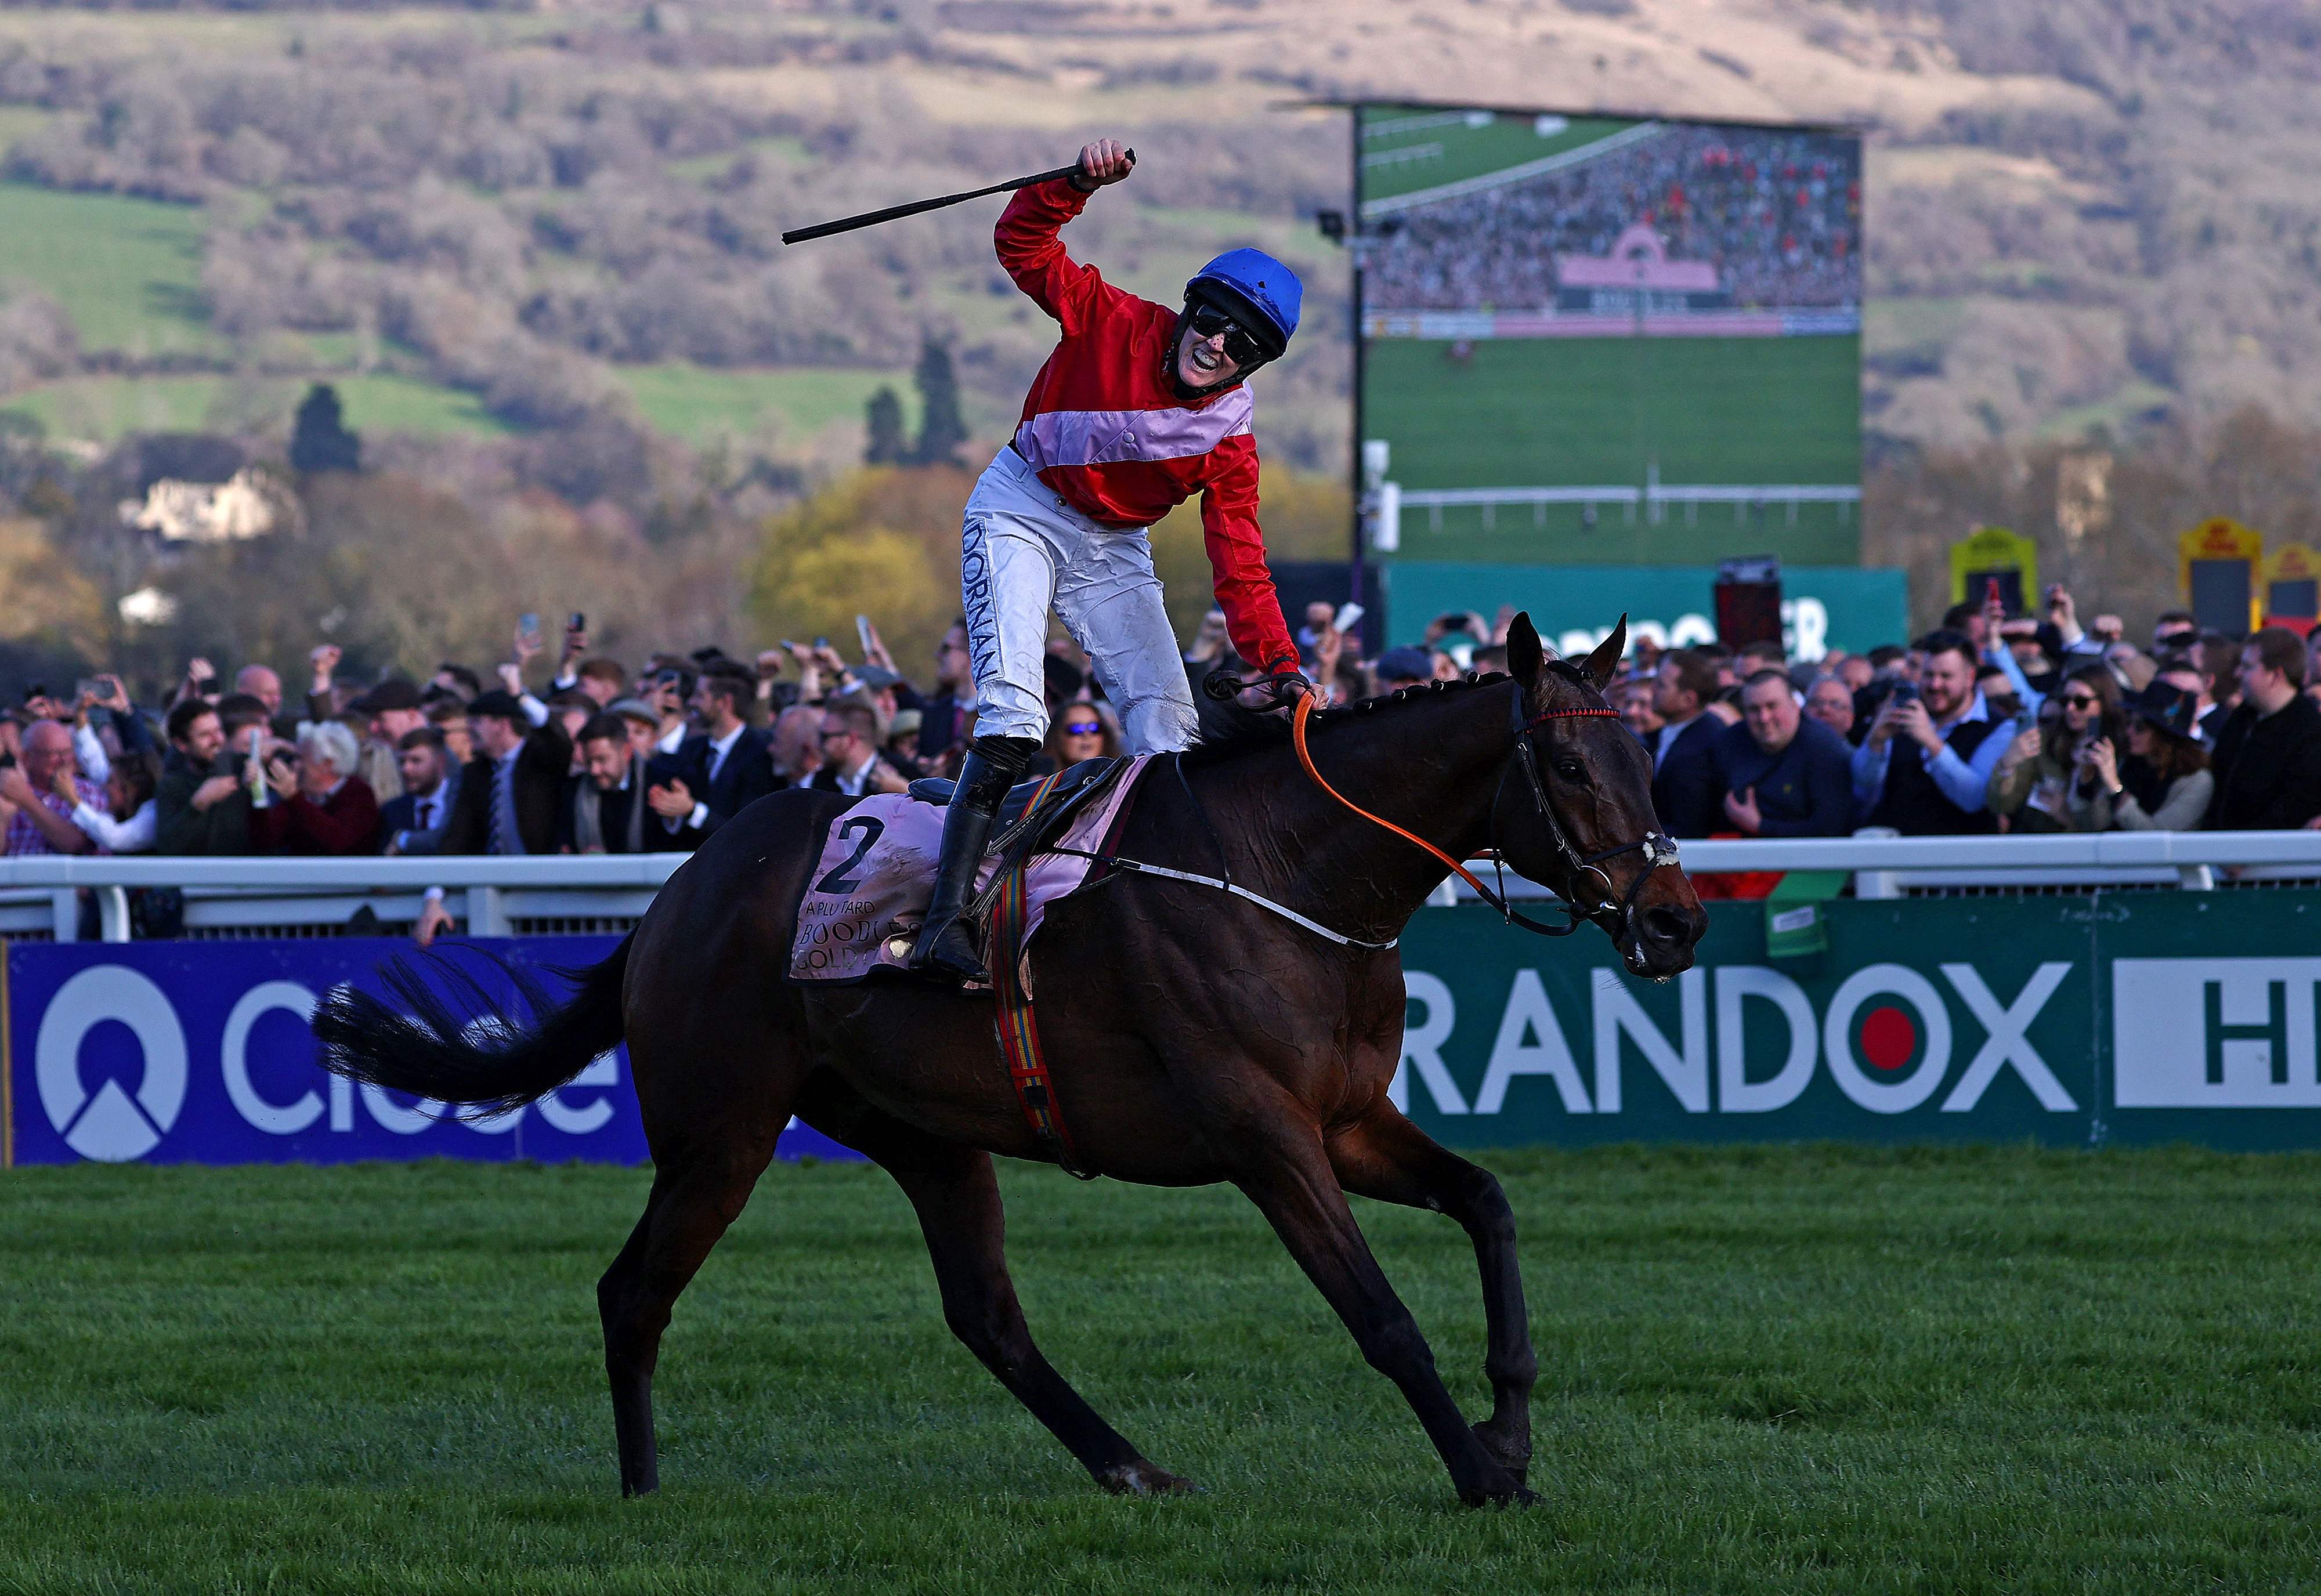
799 1083 1191 1495
1327 1105 1537 1486
598 1127 783 1496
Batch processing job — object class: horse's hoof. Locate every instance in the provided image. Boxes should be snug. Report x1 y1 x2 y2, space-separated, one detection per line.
1099 1460 1199 1496
1470 1420 1531 1488
1459 1469 1538 1509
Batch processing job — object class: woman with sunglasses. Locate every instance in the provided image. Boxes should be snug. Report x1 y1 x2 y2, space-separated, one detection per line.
2069 681 2213 831
914 136 1309 983
1042 698 1124 773
1986 665 2121 831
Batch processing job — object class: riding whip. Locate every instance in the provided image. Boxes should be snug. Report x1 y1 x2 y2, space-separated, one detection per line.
782 150 1134 245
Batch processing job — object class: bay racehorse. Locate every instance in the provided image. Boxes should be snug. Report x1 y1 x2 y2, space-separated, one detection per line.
314 613 1706 1506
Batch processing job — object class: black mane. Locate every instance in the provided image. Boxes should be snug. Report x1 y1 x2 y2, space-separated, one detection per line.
1180 671 1521 769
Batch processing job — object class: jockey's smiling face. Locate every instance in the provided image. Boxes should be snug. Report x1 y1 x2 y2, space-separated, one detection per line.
1175 319 1243 390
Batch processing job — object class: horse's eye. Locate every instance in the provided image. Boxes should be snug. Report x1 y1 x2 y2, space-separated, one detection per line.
1553 758 1586 782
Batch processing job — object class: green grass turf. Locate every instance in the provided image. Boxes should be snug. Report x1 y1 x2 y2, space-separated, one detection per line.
0 182 220 358
610 364 921 448
1366 334 1863 564
6 1146 2321 1593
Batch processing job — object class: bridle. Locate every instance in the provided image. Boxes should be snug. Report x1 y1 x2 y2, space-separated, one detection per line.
1286 676 1683 942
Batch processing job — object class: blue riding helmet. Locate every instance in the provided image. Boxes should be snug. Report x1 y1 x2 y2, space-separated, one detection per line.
1184 249 1302 360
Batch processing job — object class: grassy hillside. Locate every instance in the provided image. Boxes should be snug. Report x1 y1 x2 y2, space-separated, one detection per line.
0 0 2315 468
0 183 218 358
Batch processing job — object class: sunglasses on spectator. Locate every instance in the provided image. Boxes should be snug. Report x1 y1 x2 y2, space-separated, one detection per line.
2062 693 2101 709
1061 719 1103 736
1185 303 1268 366
819 728 855 743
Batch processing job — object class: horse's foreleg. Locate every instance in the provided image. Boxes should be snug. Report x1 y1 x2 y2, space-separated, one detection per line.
803 1092 1191 1496
1328 1106 1536 1486
1232 1119 1534 1507
598 1138 779 1496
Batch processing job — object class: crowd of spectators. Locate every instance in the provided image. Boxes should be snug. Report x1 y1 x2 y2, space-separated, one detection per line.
2 576 2316 935
1603 585 2321 851
1370 123 1861 314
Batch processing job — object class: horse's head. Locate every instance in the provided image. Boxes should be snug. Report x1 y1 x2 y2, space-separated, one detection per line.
1493 613 1707 978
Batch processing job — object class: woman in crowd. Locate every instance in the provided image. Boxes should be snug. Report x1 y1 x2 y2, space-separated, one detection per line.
2072 682 2214 831
63 753 160 853
1042 697 1123 773
1987 664 2121 832
252 720 381 855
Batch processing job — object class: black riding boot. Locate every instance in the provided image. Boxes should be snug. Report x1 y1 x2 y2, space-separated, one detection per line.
910 735 1036 984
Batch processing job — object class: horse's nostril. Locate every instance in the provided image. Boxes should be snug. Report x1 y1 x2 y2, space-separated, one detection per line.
1642 905 1694 944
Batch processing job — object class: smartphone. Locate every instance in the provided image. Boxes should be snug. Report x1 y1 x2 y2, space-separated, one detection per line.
1334 602 1365 634
1983 577 2001 609
1889 681 1919 705
519 613 543 647
569 611 586 632
855 614 876 656
813 636 829 650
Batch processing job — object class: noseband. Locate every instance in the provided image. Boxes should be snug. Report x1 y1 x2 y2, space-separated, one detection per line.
1288 683 1682 942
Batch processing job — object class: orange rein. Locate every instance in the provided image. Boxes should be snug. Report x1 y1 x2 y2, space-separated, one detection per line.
1289 689 1621 898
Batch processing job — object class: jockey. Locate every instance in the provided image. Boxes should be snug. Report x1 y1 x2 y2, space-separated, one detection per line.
912 136 1309 983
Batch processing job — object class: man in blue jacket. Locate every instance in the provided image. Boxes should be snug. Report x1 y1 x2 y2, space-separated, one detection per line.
1714 668 1857 835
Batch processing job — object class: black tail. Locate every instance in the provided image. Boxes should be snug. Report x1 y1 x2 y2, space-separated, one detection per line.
312 933 631 1119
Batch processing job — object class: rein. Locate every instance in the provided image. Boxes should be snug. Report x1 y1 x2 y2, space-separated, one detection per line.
1289 685 1681 941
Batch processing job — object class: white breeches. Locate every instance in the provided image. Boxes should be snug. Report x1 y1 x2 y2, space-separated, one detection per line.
959 447 1199 755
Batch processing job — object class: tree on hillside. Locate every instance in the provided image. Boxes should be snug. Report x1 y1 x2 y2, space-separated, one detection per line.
290 384 361 475
863 386 909 466
909 338 968 467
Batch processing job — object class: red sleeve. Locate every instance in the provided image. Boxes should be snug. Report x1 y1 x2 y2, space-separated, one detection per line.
1199 438 1298 674
995 179 1120 333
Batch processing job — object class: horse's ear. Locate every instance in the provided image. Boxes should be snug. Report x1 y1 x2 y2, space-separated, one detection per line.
1506 611 1545 688
1581 616 1628 692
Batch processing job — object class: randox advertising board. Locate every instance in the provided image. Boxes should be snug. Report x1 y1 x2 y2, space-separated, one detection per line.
1391 891 2321 1152
2 938 855 1167
9 893 2321 1165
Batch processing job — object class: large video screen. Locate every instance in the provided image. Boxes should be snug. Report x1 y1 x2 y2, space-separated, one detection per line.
1358 106 1862 567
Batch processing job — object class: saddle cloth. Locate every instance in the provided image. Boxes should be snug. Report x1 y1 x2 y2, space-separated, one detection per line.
789 755 1149 986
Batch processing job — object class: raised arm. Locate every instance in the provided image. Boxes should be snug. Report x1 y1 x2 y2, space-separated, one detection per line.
993 138 1133 331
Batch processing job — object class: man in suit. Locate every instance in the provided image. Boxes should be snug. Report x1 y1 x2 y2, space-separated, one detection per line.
379 726 460 854
411 689 574 945
1650 647 1728 838
645 663 778 849
559 713 655 854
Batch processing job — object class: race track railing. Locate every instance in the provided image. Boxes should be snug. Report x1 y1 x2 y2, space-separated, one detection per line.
2 834 2319 942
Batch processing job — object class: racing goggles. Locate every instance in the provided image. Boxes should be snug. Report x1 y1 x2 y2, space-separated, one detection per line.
1185 302 1272 368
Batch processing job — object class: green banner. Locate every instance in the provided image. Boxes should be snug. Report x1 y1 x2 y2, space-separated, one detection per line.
1383 560 1908 660
1396 891 2321 1151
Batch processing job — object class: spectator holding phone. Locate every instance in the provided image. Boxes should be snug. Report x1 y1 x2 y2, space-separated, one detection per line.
2072 682 2212 831
1852 628 2007 834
